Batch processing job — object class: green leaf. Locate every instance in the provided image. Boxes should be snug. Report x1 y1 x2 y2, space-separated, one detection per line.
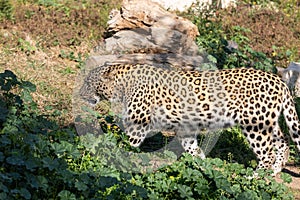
75 181 88 191
230 184 241 195
11 188 31 200
280 172 292 184
25 157 40 171
260 190 271 200
194 181 209 196
6 155 25 166
58 190 76 200
21 80 36 92
26 173 48 191
36 176 49 191
237 190 259 200
213 171 232 193
177 184 193 199
42 157 58 170
51 142 67 157
0 193 7 199
21 90 33 103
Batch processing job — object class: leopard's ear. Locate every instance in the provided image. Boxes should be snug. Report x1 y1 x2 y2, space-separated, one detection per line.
101 64 119 81
102 64 131 79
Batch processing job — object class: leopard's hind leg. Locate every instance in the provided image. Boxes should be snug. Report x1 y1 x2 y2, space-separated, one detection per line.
241 125 276 172
271 123 289 175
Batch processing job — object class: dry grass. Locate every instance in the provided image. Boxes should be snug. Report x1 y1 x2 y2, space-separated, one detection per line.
219 2 300 67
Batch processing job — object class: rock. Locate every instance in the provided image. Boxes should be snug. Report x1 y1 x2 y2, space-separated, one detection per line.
94 27 200 56
226 40 238 51
107 0 199 39
280 62 300 97
88 0 216 71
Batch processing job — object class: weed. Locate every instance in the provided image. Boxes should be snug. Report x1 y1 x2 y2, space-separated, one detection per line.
18 38 37 55
60 50 86 69
133 155 293 199
0 0 13 21
59 67 76 75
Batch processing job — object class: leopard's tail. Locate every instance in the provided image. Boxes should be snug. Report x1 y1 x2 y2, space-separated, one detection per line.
282 86 300 152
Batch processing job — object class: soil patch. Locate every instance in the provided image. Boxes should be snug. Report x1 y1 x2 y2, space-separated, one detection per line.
276 165 300 199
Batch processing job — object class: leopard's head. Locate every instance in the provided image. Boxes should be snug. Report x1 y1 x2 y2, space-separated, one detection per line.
80 65 115 107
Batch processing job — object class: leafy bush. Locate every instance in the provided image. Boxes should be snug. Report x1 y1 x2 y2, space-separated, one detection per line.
209 127 257 168
0 70 125 199
133 155 293 199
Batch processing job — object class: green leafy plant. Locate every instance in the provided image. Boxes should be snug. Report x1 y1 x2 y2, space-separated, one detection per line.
132 154 293 199
0 70 125 199
0 0 13 21
60 50 86 69
186 4 276 72
18 38 37 55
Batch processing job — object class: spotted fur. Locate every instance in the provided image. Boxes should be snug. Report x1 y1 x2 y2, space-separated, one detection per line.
80 64 300 174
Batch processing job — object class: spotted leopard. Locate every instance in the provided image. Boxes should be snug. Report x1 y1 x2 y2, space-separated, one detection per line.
80 64 300 175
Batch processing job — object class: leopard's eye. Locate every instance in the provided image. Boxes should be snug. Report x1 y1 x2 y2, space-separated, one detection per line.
88 98 98 105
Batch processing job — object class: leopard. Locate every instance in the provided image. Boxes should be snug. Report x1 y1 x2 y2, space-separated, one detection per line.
80 63 300 175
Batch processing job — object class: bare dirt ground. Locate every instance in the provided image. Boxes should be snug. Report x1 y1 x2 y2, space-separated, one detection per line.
276 165 300 199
